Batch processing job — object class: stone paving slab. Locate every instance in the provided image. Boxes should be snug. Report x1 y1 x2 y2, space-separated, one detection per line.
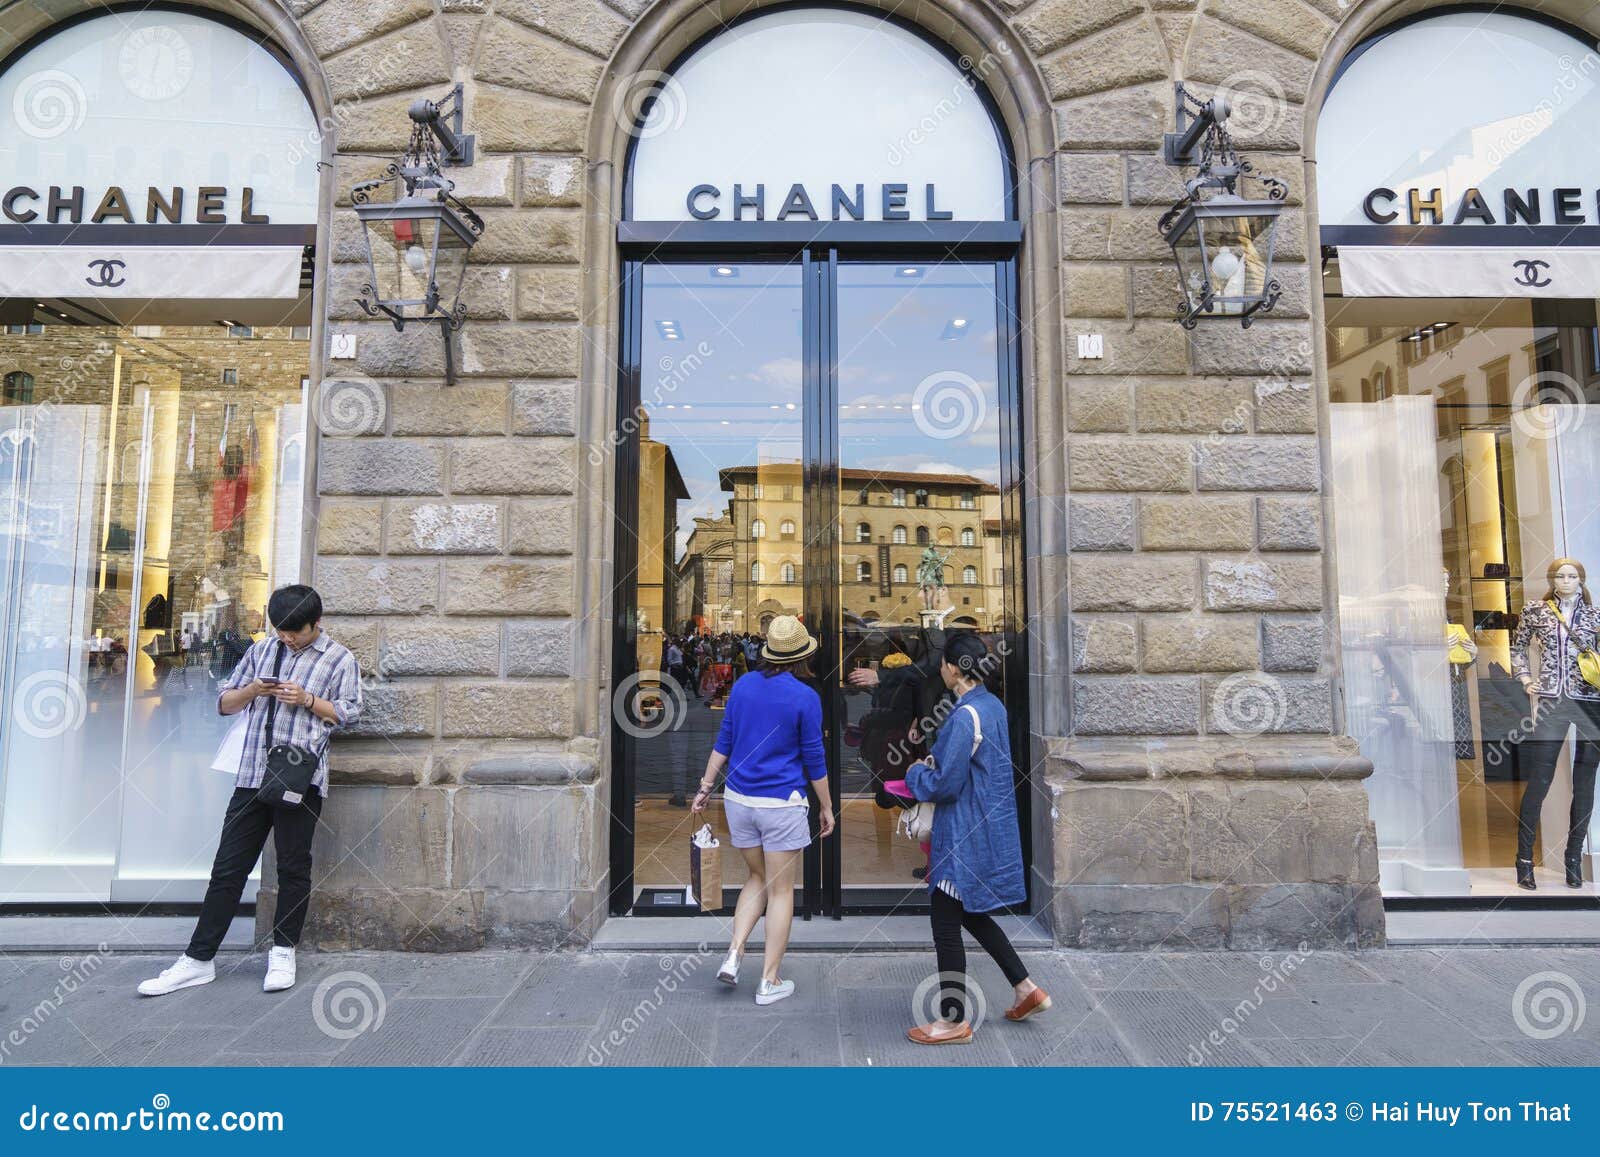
1 947 1596 1067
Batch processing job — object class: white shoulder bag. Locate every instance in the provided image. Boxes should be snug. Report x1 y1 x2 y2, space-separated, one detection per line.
898 704 982 842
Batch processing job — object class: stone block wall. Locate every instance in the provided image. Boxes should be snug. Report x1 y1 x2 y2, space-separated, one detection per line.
211 0 1415 949
1035 0 1385 947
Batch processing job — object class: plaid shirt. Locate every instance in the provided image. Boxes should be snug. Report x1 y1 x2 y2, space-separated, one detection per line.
217 631 364 793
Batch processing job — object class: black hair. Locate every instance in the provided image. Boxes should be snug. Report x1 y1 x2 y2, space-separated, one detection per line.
943 632 990 682
268 584 323 632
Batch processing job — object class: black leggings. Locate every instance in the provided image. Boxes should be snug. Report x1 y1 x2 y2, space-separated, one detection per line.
929 886 1028 1023
1517 695 1600 863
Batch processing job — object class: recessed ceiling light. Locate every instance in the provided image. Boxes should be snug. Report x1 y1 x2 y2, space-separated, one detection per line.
896 266 921 278
655 319 681 341
712 265 738 278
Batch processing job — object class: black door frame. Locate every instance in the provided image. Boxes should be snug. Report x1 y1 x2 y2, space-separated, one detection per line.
607 228 1029 918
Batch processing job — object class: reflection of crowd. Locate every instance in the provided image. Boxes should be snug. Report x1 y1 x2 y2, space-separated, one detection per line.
663 631 764 705
846 615 1007 879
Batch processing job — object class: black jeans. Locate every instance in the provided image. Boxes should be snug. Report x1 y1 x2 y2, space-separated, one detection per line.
187 786 323 962
929 886 1028 1023
1516 695 1600 863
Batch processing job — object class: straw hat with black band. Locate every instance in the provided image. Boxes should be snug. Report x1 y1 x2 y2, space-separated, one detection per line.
761 615 817 663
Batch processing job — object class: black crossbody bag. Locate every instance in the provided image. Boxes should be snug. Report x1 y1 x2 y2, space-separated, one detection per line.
256 643 320 809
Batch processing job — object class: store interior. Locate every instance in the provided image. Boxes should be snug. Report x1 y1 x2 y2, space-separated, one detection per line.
1324 286 1600 897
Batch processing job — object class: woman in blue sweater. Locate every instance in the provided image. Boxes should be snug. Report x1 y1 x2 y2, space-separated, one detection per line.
692 616 835 1006
905 633 1048 1044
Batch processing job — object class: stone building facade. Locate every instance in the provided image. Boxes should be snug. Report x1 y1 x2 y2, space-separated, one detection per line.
15 0 1593 950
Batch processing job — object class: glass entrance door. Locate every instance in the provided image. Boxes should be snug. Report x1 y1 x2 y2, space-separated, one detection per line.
612 255 1024 916
830 262 1022 907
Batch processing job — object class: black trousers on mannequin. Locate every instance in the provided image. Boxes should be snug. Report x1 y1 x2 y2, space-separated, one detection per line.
187 787 323 961
1516 695 1600 863
929 887 1029 1022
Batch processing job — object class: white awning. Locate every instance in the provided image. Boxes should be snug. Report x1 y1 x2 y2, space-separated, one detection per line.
0 246 303 300
1337 246 1600 298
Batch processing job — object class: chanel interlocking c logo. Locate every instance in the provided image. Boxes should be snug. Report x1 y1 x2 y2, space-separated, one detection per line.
1512 258 1552 288
85 258 126 288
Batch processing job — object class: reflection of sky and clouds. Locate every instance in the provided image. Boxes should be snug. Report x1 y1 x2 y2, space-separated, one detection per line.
640 263 1005 560
838 264 1001 488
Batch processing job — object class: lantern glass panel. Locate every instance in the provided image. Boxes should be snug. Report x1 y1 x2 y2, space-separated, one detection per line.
1167 212 1210 316
362 213 444 312
432 219 472 319
1195 210 1277 315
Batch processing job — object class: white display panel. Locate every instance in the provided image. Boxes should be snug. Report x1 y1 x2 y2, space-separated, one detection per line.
628 8 1009 222
0 10 319 226
1318 12 1600 230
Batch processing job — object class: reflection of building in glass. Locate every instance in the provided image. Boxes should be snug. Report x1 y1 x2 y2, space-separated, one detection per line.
668 462 1009 634
634 414 689 674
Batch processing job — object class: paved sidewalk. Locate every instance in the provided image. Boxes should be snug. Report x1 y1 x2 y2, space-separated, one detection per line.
1 946 1597 1066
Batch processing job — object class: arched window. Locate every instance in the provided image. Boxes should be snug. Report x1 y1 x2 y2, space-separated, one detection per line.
893 564 908 584
915 526 929 546
892 488 906 507
962 566 978 585
750 519 766 539
750 562 764 582
779 519 795 539
960 528 976 547
856 522 871 543
781 562 797 584
856 561 871 583
2 371 33 403
627 7 1009 224
914 489 929 507
892 525 907 544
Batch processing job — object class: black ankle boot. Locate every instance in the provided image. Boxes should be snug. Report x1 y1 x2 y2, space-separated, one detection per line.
1516 857 1537 890
1566 848 1584 888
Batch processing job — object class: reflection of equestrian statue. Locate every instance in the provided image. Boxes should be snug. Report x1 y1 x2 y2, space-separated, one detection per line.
916 546 949 595
917 546 953 628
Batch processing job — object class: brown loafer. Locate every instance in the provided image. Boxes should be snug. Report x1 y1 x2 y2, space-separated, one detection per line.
907 1022 973 1046
1004 988 1051 1022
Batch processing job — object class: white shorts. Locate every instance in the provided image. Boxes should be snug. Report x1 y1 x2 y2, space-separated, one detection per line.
724 800 811 852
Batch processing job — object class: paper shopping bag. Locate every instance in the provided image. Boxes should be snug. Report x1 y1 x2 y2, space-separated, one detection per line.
688 823 722 912
210 714 249 774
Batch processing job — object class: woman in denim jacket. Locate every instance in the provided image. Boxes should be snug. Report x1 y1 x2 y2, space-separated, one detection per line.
1509 558 1600 889
904 633 1048 1044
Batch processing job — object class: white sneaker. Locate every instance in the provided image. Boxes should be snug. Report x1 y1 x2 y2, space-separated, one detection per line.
717 950 740 986
136 955 215 997
755 977 795 1006
263 946 296 993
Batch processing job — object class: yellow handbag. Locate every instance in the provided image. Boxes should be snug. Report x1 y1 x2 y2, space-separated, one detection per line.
1546 601 1600 690
1445 623 1474 665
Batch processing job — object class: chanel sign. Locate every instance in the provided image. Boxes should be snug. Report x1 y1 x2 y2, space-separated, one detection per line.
1 185 273 226
1362 186 1600 227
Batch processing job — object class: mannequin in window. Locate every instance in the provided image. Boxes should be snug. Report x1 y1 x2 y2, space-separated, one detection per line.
1444 568 1477 761
1509 558 1600 889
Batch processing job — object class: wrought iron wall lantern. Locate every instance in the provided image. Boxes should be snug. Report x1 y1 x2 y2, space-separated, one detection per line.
1158 82 1287 329
350 83 484 384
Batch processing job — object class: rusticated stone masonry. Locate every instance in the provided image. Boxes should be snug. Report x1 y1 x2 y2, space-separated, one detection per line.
76 0 1453 950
